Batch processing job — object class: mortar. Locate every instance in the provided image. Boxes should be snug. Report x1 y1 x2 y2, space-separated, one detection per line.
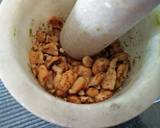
0 0 160 128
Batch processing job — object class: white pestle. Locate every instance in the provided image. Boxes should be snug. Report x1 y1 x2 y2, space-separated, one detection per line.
60 0 160 59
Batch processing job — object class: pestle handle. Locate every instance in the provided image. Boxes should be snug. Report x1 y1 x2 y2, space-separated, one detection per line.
60 0 160 59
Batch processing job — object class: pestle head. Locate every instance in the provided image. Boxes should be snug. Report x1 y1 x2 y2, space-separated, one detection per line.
60 0 159 59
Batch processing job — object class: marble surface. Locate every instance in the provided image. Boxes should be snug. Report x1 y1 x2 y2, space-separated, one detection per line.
0 0 159 127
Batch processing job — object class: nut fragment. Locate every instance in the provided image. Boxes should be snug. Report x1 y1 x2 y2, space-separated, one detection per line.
53 73 62 89
92 58 109 75
113 52 129 62
77 65 92 78
46 35 58 44
89 72 105 87
67 96 81 104
29 50 44 65
82 56 93 67
86 88 99 97
46 71 55 89
59 48 65 53
38 65 48 86
56 70 77 96
78 90 85 96
52 65 63 73
69 77 87 94
102 59 117 90
117 64 129 79
31 65 38 77
80 96 95 103
95 90 113 102
49 16 63 29
116 64 129 88
36 31 46 43
67 58 81 66
42 43 58 56
45 56 59 68
57 62 69 72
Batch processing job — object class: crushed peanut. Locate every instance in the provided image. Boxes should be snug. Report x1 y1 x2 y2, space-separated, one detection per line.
28 16 130 104
86 88 99 98
92 58 109 75
69 77 87 94
82 56 93 68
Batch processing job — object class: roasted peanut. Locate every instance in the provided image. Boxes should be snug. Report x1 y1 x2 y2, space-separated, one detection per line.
38 65 48 86
45 56 59 68
42 43 58 56
95 90 113 102
36 31 46 43
80 96 94 103
102 59 117 90
67 96 81 104
32 42 41 51
116 64 129 88
46 35 58 44
52 65 63 73
69 77 87 94
57 62 69 72
117 64 129 79
53 73 62 89
89 72 105 87
113 52 129 62
82 56 93 68
46 71 55 89
56 70 77 96
77 65 92 78
86 88 99 97
92 58 109 75
102 70 116 90
29 50 44 65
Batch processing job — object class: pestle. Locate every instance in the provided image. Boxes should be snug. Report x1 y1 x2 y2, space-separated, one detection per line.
60 0 160 59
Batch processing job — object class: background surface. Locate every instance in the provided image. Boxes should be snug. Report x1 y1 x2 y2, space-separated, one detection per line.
0 0 159 127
